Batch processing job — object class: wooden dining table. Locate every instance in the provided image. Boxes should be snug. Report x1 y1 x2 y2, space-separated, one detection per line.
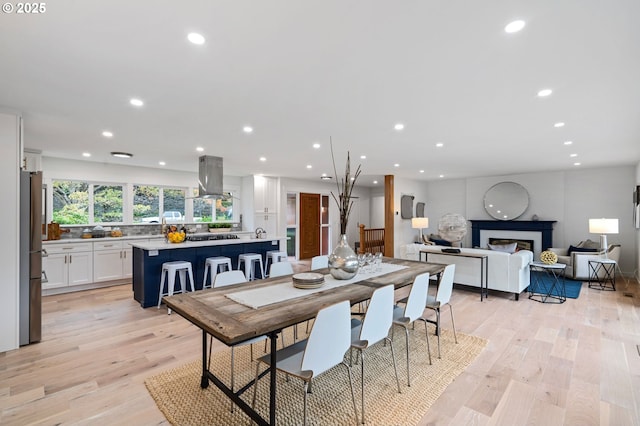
164 257 446 426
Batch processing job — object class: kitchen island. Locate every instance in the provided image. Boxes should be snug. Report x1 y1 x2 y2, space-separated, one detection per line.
131 237 286 308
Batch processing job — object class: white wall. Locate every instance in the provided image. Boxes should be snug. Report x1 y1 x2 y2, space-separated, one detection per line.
0 112 20 352
392 177 429 257
425 166 638 276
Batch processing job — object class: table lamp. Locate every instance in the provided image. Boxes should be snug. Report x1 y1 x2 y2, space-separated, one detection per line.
588 218 618 258
411 217 429 243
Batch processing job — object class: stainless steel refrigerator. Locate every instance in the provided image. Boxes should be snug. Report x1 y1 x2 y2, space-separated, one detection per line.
19 170 42 345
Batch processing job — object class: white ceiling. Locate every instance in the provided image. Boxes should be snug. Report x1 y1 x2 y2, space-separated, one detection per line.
1 0 639 187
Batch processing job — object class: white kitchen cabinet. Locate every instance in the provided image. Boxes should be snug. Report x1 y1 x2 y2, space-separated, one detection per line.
93 239 147 282
43 242 93 289
254 175 278 214
254 213 278 237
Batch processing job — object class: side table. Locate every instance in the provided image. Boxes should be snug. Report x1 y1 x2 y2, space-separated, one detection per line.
529 261 567 304
588 258 616 291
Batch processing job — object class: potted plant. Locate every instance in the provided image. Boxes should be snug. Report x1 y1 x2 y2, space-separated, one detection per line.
208 222 233 233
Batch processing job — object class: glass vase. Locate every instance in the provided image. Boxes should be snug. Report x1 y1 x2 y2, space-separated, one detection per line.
329 234 359 280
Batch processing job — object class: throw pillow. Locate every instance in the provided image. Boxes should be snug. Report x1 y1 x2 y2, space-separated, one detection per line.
430 238 452 247
567 245 599 255
488 242 518 253
576 239 600 250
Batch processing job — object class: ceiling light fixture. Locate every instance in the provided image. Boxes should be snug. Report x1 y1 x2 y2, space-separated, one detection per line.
129 98 144 107
570 153 578 157
259 156 266 162
436 142 444 147
360 155 366 159
111 151 133 158
312 143 321 149
564 140 573 145
187 32 205 45
82 152 91 157
306 165 312 169
574 162 581 166
504 20 526 33
394 163 400 167
243 126 253 133
439 174 444 178
196 147 204 152
373 180 378 184
102 131 113 138
320 175 332 180
537 89 553 97
554 122 565 128
158 161 166 166
394 123 404 131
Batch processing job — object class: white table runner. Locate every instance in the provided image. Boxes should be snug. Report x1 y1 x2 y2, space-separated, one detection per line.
225 263 408 309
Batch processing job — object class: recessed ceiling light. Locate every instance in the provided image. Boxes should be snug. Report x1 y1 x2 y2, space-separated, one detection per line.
394 123 404 131
312 143 321 149
82 152 91 157
196 147 204 152
564 141 573 145
158 161 166 166
554 122 565 128
306 165 312 169
102 131 113 138
243 126 253 133
187 32 205 45
419 170 425 173
574 162 581 166
537 89 553 97
111 151 133 158
394 163 400 167
129 98 144 107
259 157 266 162
373 180 378 184
570 153 578 157
360 155 366 159
320 175 332 180
436 142 444 148
439 174 444 178
504 20 526 33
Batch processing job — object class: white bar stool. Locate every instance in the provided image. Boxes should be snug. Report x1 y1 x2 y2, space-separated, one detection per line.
203 256 233 289
265 250 288 276
238 253 265 281
157 261 195 314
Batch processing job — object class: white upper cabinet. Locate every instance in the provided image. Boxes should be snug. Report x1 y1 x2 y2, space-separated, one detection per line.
253 176 278 214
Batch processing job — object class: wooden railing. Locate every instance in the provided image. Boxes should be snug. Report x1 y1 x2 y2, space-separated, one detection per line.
358 224 385 254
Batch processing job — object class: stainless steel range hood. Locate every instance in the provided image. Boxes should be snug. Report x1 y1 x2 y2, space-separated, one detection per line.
197 155 225 198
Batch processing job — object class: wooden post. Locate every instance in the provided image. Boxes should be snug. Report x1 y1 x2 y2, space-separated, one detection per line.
384 175 394 257
359 224 365 254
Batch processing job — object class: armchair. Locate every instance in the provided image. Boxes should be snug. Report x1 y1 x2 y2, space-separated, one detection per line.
548 244 621 280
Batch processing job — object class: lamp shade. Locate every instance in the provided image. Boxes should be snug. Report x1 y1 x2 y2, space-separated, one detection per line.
411 217 429 229
588 218 619 234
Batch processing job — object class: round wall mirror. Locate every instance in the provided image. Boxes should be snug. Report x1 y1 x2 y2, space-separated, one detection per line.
483 182 529 220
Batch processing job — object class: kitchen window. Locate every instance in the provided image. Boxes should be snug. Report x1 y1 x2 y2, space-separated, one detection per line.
192 189 234 222
52 180 124 225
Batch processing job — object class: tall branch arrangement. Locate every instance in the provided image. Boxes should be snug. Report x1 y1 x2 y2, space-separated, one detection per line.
330 138 362 235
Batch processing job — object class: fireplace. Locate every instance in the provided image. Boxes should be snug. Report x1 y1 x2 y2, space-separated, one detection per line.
470 220 556 259
488 237 534 252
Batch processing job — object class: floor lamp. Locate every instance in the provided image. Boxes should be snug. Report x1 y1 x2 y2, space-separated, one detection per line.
411 217 429 243
588 218 618 258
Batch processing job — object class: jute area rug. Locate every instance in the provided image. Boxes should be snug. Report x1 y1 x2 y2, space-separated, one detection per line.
146 325 487 425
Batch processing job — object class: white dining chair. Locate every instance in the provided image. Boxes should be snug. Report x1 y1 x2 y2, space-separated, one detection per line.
350 284 401 424
310 255 328 270
210 270 267 412
391 272 431 386
268 261 294 278
251 300 358 426
425 264 458 358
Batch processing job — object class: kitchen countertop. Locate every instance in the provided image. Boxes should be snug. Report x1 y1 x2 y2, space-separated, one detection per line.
43 235 166 245
131 236 287 251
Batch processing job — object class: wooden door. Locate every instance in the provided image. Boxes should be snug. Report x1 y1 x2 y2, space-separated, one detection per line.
299 193 320 259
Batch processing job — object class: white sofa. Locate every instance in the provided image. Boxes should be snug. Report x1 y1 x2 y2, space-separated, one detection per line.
400 244 533 300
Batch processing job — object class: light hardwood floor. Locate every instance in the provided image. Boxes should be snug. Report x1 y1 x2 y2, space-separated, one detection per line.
1 262 639 425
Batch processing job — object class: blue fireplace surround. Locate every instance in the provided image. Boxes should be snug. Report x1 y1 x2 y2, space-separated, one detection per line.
470 220 557 250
